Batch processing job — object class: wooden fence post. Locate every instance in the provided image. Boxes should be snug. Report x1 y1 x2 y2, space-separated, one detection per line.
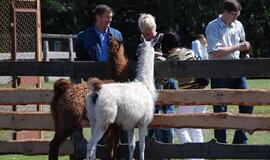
69 37 74 62
42 40 49 82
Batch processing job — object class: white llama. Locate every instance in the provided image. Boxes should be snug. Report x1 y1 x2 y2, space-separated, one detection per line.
85 35 158 160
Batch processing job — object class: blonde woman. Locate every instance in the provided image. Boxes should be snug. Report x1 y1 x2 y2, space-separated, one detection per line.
137 13 163 58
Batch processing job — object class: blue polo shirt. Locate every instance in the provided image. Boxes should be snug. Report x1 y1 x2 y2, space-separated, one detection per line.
94 27 110 61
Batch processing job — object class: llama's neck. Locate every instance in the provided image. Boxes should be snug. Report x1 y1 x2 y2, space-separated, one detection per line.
135 45 156 98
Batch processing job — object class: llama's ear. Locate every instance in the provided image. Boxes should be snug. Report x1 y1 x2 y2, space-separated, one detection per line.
141 34 146 43
151 33 161 47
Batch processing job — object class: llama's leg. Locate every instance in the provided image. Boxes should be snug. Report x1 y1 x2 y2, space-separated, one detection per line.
106 123 120 160
49 131 70 160
86 97 97 159
127 129 135 160
90 121 97 160
49 115 74 160
86 120 97 160
138 125 147 160
86 123 107 160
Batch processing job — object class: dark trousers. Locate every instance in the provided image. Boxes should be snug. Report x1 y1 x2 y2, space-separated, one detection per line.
211 77 253 144
149 105 174 144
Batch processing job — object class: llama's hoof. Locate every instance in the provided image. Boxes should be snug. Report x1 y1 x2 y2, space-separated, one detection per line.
84 155 89 160
85 154 93 160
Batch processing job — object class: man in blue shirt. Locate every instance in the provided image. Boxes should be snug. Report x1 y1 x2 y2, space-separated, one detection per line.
74 4 127 156
205 0 253 144
75 4 123 62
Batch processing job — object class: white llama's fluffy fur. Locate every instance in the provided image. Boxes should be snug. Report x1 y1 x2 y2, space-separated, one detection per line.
85 36 158 160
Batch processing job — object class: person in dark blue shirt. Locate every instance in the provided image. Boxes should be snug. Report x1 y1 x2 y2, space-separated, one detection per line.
74 4 128 155
75 4 123 62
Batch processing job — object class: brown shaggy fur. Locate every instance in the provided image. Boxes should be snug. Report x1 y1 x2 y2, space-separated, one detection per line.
49 79 88 160
107 37 128 82
49 37 128 160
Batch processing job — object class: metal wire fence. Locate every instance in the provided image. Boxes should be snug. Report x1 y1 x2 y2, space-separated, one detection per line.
0 0 14 140
0 0 12 61
15 0 37 61
0 0 39 141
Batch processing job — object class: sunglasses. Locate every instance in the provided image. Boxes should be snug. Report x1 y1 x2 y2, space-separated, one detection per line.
229 11 240 17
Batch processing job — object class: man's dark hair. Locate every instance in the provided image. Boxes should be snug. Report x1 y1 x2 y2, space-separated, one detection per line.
196 34 206 40
224 0 242 12
93 4 113 16
161 32 180 54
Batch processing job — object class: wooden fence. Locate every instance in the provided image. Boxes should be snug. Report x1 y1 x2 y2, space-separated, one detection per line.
0 60 270 159
42 33 76 62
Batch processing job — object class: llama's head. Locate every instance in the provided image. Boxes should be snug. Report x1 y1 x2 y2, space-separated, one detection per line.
137 35 155 57
108 37 124 57
53 78 72 95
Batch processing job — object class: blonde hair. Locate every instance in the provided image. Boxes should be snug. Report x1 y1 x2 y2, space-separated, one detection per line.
138 13 157 33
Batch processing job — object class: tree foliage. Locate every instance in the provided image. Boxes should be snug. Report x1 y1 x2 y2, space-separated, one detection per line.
41 0 270 57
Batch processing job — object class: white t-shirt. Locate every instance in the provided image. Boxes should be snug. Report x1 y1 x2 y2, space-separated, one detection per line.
192 39 208 60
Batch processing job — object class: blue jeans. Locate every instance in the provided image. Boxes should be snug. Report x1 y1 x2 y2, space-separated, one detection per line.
149 105 175 143
211 77 253 144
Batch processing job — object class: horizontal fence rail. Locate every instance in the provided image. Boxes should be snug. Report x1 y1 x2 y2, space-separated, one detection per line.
0 140 73 155
1 139 270 159
1 112 270 132
42 33 76 39
0 59 270 78
0 88 270 106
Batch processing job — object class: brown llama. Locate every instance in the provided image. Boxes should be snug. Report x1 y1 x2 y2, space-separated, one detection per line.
49 37 128 160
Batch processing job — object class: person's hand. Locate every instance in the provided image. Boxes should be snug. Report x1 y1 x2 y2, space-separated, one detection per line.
238 41 251 51
154 51 163 57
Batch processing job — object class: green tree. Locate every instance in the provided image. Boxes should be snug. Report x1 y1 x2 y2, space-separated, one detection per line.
41 0 270 57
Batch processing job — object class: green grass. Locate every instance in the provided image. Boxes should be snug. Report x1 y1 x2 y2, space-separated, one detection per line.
0 155 69 160
1 79 270 159
248 79 270 89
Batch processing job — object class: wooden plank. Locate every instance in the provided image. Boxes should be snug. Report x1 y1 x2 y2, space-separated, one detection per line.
0 140 73 155
46 51 76 60
73 61 109 79
157 89 270 105
0 61 74 76
0 59 270 78
1 112 270 132
36 0 42 62
0 112 55 130
42 33 76 39
151 113 270 132
1 89 270 106
0 89 53 105
0 139 269 159
142 139 270 159
155 58 270 78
